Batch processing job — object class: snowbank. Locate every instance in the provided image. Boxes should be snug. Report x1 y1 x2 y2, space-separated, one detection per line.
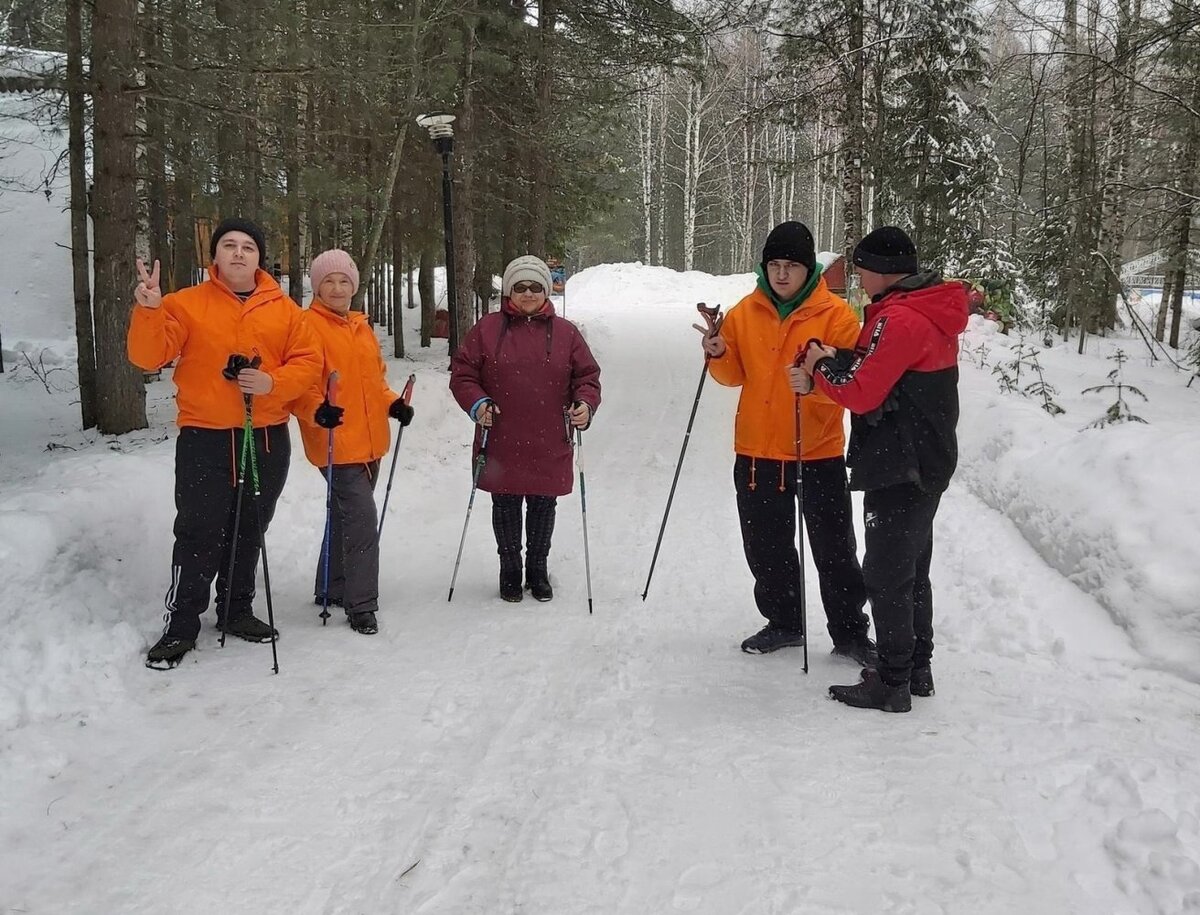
0 450 168 730
956 316 1200 677
566 262 753 313
1124 288 1200 338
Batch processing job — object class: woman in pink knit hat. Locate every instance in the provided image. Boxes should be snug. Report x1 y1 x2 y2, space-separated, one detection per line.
292 249 414 634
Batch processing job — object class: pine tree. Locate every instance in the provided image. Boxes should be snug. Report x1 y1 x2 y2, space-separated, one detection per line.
874 0 997 270
1082 350 1148 427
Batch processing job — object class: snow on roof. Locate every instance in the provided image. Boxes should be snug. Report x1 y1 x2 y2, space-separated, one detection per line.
0 44 64 76
0 44 64 91
1121 247 1200 277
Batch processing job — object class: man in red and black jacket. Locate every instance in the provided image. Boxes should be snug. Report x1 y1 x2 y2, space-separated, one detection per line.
791 226 968 712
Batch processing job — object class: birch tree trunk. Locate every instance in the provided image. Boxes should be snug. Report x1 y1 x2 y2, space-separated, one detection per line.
67 0 96 429
655 79 668 266
841 0 866 264
1093 0 1141 330
637 71 656 263
683 80 699 272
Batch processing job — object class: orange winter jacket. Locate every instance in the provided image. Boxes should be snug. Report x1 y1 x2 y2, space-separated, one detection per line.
708 276 862 461
293 301 400 468
127 267 320 429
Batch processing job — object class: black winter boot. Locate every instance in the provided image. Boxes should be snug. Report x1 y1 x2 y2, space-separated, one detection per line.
217 613 278 643
493 495 525 602
828 667 911 713
525 496 557 602
348 610 379 634
145 636 196 670
526 559 553 602
741 623 806 654
500 557 524 602
910 665 935 697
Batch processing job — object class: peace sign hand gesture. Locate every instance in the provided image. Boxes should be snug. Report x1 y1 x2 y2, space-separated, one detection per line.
135 258 163 309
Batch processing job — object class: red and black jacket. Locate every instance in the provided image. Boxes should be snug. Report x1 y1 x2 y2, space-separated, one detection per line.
813 273 968 493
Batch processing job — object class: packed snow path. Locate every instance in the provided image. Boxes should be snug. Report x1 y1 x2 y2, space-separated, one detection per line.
2 266 1198 913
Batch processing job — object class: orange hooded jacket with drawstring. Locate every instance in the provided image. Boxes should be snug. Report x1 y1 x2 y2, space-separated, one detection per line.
293 300 400 468
708 273 861 463
127 266 321 429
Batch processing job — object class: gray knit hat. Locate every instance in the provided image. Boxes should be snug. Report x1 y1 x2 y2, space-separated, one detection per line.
502 255 553 298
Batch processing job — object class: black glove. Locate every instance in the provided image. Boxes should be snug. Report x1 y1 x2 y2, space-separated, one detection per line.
314 399 344 429
389 399 414 426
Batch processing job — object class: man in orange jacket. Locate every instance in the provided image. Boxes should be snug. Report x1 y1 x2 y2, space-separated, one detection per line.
293 249 413 635
700 221 872 660
128 217 321 669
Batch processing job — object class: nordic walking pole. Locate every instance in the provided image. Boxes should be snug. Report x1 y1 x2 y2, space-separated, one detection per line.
642 302 723 602
219 398 253 649
217 353 261 649
245 398 280 675
447 425 491 602
794 338 831 675
377 373 416 543
793 345 813 676
577 430 594 615
572 408 594 615
320 371 340 625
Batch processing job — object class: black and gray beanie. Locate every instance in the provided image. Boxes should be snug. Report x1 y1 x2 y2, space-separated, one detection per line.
852 226 919 275
210 217 267 267
761 221 817 272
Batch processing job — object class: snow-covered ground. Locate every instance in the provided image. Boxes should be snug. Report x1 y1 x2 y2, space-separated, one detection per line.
1 263 1199 913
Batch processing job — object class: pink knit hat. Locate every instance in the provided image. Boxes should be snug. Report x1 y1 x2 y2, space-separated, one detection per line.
310 248 360 297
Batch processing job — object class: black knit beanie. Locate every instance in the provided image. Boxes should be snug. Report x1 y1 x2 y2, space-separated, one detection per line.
853 226 919 275
762 221 816 272
210 217 267 267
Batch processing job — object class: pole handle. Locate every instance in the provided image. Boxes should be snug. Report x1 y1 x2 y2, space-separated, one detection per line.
796 338 826 367
695 301 724 338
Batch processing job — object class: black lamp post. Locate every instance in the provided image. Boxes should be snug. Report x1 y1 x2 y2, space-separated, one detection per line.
417 113 458 354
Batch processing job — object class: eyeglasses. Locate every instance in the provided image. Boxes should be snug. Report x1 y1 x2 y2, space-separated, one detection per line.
511 282 544 295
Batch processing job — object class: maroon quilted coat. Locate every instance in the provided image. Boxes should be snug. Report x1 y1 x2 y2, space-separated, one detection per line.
449 298 602 496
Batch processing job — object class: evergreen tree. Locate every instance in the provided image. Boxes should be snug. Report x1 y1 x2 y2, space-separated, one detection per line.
873 0 997 270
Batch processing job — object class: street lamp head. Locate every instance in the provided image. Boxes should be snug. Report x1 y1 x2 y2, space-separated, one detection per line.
417 113 456 139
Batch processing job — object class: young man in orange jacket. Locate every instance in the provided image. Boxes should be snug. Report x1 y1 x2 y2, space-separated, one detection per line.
293 249 413 635
700 221 872 660
794 226 968 711
128 217 321 669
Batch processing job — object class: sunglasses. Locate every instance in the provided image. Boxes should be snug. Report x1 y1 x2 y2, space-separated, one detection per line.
512 282 545 295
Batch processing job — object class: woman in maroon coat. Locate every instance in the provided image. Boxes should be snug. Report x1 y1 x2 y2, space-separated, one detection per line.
450 255 602 602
